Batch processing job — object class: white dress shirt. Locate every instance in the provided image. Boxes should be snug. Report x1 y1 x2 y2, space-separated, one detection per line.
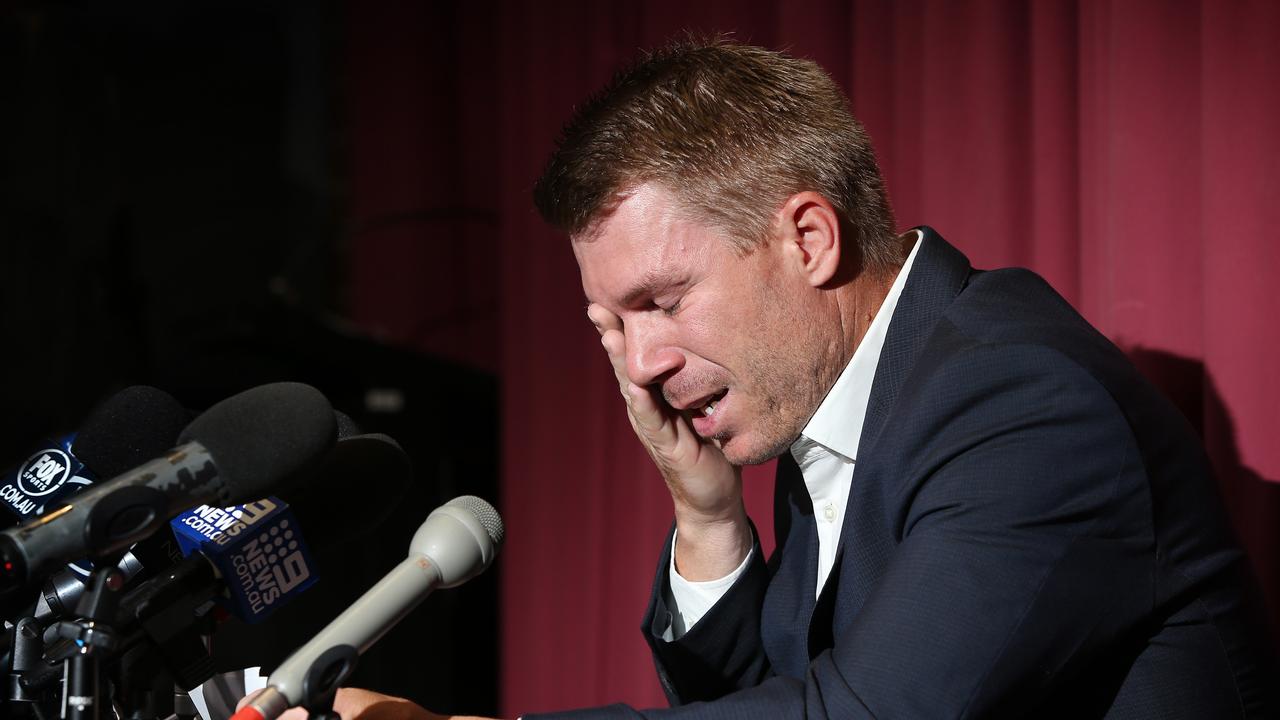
665 232 923 639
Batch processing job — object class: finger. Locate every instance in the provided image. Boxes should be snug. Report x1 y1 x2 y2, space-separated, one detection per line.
236 689 263 711
599 329 632 390
589 304 632 391
332 687 445 720
590 305 691 459
587 303 622 335
626 381 678 441
237 690 309 720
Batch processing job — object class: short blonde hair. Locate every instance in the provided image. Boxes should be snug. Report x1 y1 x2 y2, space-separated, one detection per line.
534 37 898 268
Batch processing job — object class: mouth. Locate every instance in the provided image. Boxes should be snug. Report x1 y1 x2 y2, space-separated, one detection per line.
686 389 727 416
696 392 727 415
687 389 728 436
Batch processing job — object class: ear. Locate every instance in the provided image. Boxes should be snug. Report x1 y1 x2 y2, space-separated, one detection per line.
775 191 841 288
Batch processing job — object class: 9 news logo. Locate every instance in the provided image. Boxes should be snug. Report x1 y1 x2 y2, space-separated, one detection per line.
170 498 317 622
227 515 317 618
245 520 312 594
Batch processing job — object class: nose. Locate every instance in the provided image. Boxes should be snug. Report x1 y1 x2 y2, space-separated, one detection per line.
624 316 685 387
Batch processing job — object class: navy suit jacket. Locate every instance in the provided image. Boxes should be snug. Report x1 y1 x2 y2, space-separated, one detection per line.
530 229 1276 719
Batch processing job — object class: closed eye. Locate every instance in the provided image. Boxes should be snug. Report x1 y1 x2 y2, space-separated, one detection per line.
656 297 682 316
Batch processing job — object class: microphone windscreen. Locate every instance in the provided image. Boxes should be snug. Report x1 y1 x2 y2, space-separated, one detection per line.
280 433 411 550
2 385 191 532
334 409 362 440
178 383 336 504
70 386 191 479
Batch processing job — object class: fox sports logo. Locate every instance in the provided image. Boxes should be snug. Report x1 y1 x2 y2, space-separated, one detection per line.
17 450 72 497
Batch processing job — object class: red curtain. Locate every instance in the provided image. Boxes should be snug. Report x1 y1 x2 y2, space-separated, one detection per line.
346 1 1280 715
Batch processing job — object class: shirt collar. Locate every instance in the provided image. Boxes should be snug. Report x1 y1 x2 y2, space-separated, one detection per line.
792 231 924 464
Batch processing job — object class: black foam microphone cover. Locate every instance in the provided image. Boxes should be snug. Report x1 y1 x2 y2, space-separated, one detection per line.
280 432 412 551
71 386 192 479
334 409 362 440
178 382 338 505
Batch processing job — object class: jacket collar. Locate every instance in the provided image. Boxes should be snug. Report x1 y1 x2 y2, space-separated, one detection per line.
856 227 972 457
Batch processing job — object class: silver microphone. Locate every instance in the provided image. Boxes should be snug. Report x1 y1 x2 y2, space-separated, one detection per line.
233 496 504 720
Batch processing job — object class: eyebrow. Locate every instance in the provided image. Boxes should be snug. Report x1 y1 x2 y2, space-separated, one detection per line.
583 273 673 309
617 270 679 309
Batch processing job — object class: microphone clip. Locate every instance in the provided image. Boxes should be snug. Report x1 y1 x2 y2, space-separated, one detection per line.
299 644 358 720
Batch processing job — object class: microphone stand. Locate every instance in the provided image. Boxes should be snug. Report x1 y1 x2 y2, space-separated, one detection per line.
110 553 219 720
5 615 55 719
19 555 222 720
49 564 126 720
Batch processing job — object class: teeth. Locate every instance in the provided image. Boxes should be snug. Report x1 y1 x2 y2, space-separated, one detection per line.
703 400 717 416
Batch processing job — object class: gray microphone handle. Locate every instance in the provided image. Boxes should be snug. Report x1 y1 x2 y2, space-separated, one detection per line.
267 555 442 705
3 441 220 583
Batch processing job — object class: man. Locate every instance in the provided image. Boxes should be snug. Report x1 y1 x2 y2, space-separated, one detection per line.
271 39 1275 719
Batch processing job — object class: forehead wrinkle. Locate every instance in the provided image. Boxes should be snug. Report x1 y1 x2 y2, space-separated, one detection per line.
577 243 671 309
619 267 672 308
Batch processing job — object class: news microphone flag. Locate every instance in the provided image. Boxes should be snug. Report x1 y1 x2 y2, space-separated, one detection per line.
1 434 96 522
0 382 334 598
170 498 317 623
2 385 191 529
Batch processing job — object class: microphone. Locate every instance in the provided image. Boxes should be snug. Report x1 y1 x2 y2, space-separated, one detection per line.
170 495 318 624
162 430 411 622
32 427 408 631
232 496 504 720
0 386 190 621
61 495 327 694
66 387 195 481
1 385 190 528
275 432 412 553
64 431 411 695
34 416 404 625
0 382 336 599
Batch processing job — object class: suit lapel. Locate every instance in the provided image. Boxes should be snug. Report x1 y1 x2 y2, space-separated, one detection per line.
761 451 820 678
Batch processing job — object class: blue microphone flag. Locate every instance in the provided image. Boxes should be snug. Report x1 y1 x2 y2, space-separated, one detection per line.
170 498 318 623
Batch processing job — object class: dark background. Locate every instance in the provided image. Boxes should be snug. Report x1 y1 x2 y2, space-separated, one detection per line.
1 1 500 715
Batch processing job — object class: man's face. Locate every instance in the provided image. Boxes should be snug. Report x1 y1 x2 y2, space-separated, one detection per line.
574 184 837 465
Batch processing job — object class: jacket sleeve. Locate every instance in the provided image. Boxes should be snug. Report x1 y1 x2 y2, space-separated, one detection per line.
642 522 773 705
525 342 1154 719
